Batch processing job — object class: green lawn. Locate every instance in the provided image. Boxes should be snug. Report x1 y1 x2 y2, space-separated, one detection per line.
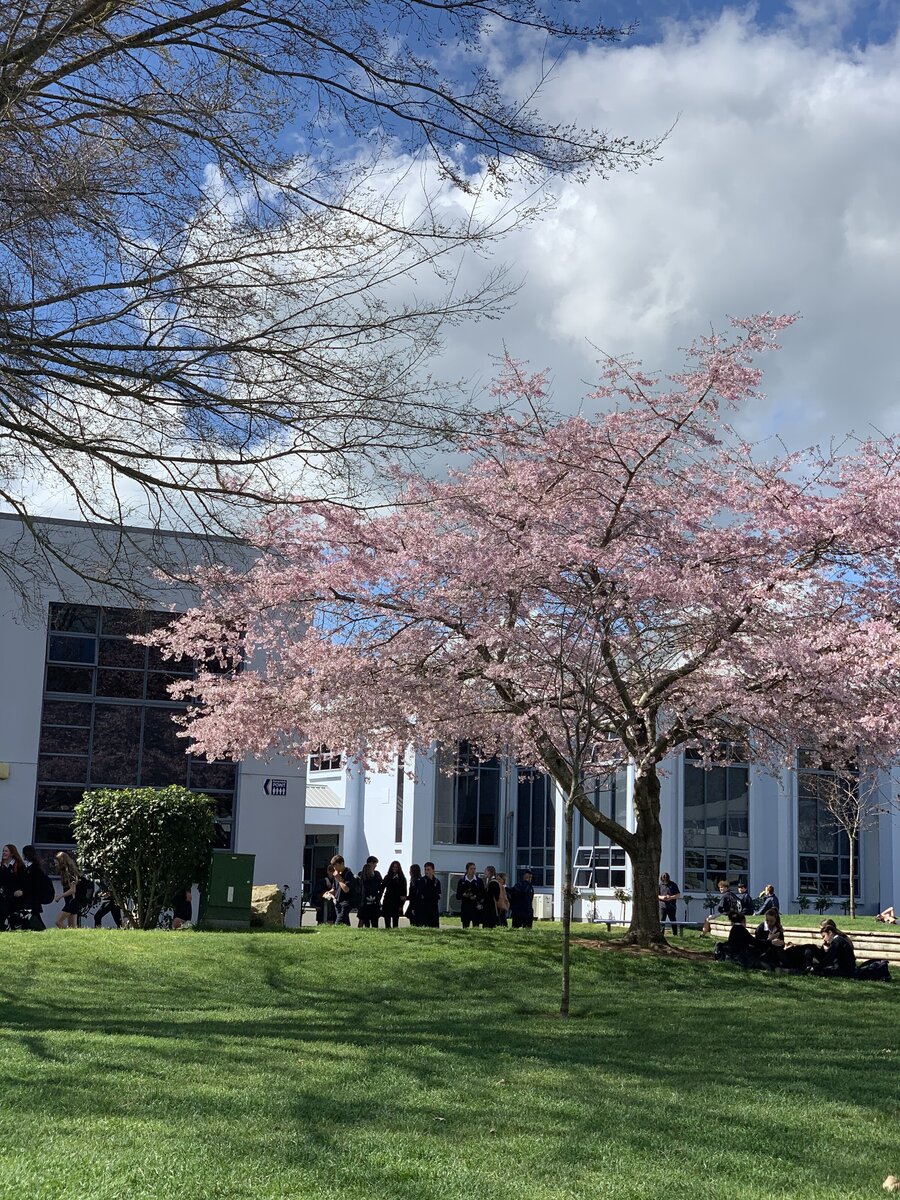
0 926 897 1200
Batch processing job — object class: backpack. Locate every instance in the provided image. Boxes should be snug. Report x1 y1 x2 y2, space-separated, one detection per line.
855 959 891 983
38 870 55 906
346 872 362 910
73 876 95 911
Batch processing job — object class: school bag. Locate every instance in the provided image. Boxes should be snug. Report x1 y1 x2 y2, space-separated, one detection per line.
73 876 95 910
346 872 362 910
854 959 891 982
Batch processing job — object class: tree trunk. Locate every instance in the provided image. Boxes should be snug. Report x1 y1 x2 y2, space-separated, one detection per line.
848 832 856 920
560 794 574 1018
623 768 665 946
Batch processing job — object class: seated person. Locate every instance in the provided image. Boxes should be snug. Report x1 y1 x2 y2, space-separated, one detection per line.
805 919 856 978
754 908 808 972
757 884 780 915
737 882 756 916
714 912 758 964
875 906 896 924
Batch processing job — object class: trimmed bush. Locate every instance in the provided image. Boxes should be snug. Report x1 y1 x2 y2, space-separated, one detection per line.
73 786 215 929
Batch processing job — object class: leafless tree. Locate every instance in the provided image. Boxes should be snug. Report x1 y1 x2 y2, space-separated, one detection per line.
0 1 658 604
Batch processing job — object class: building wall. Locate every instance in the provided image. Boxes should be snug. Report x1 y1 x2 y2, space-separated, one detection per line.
0 515 306 924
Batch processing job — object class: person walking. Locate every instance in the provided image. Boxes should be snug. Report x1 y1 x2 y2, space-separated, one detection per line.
415 862 442 927
456 862 484 929
658 872 681 935
21 845 53 931
54 851 80 928
380 861 407 928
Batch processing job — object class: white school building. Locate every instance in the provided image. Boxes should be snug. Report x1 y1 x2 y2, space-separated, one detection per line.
2 513 899 924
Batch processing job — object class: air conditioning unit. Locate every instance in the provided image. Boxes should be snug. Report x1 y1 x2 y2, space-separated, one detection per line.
532 893 553 920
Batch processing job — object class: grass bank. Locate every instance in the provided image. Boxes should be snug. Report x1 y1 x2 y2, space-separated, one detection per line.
0 926 896 1200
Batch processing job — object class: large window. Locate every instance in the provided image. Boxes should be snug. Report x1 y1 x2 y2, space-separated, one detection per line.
573 772 629 890
433 741 502 845
515 769 555 886
35 603 238 852
683 747 749 892
797 750 859 897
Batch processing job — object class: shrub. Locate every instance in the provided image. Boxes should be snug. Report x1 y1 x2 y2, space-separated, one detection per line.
73 786 215 929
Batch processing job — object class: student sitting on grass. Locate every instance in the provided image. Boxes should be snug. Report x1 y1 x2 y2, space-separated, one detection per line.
713 912 758 966
805 919 856 978
753 908 808 972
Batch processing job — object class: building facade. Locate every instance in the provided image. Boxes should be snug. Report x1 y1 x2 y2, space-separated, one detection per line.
2 513 899 924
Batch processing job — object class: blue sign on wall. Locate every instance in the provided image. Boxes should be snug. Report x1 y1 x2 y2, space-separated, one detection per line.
263 778 288 796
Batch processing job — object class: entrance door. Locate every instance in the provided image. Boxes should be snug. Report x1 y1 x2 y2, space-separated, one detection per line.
303 833 340 901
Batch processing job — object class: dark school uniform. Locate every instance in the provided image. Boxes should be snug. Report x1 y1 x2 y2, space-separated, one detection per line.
509 879 535 929
380 872 407 928
659 879 680 930
456 874 485 929
415 875 442 927
482 878 500 929
357 870 383 928
332 867 354 925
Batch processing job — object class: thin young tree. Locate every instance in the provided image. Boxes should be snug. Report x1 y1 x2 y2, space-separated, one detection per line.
150 313 900 956
0 0 658 603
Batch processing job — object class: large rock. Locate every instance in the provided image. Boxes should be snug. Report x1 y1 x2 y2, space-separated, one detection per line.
250 884 283 928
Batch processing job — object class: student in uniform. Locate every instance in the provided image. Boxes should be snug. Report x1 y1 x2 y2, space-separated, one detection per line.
495 873 510 928
456 862 485 929
757 884 780 916
657 872 681 935
171 887 192 929
737 882 756 916
509 869 535 929
415 862 442 927
21 845 52 931
482 865 500 929
1 844 27 928
805 919 857 978
54 851 80 929
310 867 333 924
357 857 383 928
329 855 354 925
406 864 422 926
714 911 759 965
702 879 739 934
379 861 407 928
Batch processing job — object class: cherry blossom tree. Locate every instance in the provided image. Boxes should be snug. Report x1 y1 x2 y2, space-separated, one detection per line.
152 314 900 950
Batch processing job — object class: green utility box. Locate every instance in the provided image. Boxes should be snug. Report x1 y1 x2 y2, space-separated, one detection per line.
199 852 255 930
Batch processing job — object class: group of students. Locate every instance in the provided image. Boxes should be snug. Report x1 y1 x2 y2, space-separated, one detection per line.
310 856 537 929
1 842 194 931
0 843 80 930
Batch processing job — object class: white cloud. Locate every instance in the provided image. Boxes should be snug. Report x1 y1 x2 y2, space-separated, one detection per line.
434 11 900 449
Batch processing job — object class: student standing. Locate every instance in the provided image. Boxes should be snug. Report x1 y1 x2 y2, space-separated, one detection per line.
495 873 510 927
21 845 52 931
329 855 354 925
406 864 422 926
1 844 27 927
657 872 681 935
415 862 442 927
380 861 407 928
482 865 500 929
357 857 383 928
456 862 484 929
311 868 333 924
509 869 535 929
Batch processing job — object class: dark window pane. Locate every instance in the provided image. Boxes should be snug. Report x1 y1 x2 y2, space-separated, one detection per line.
188 762 236 791
96 669 145 699
98 638 146 669
38 754 88 783
40 725 90 755
36 786 85 813
49 604 98 633
455 773 478 843
41 700 92 727
48 634 96 664
145 672 185 701
141 708 189 786
101 608 148 636
90 705 142 785
46 665 93 694
203 794 235 819
34 816 75 845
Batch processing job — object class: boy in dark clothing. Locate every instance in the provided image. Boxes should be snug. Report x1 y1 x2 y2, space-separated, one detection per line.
658 872 681 935
714 912 758 965
415 862 442 927
329 855 354 925
702 879 739 934
509 870 535 929
456 862 484 929
737 883 756 916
